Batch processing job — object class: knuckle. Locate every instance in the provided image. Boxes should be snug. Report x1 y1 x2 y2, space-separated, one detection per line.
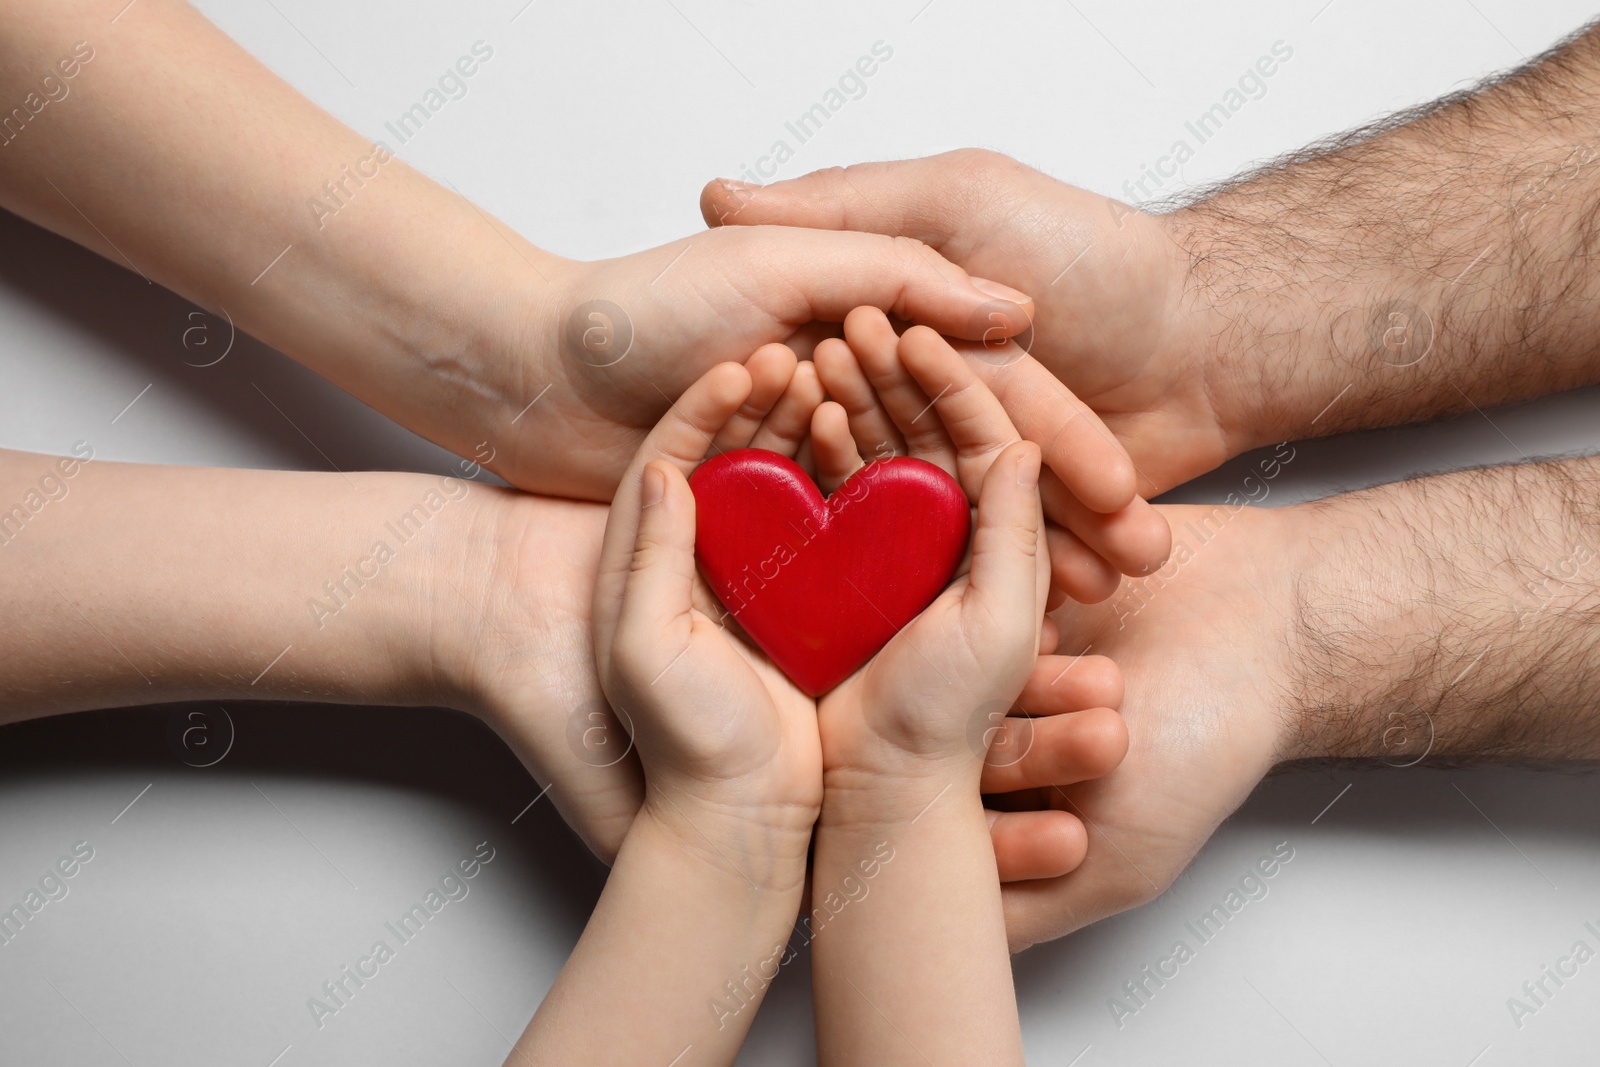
947 147 1020 188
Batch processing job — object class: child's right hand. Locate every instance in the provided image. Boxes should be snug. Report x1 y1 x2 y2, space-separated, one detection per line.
591 351 824 887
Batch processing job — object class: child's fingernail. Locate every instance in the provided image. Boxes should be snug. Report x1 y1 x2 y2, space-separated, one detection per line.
1017 448 1041 488
717 178 761 191
971 277 1032 305
641 465 665 507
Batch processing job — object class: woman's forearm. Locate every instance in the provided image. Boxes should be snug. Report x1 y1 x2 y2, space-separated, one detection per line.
0 446 483 721
0 0 558 487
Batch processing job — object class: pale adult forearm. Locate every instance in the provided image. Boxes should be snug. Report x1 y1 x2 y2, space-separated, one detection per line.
812 771 1023 1066
1283 454 1600 762
0 0 558 483
0 447 481 720
514 808 804 1065
1167 21 1600 453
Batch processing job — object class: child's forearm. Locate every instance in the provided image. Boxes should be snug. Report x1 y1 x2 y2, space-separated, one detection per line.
513 805 806 1066
812 767 1025 1066
0 448 482 719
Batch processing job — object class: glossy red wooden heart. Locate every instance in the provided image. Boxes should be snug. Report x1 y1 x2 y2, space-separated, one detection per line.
689 448 971 696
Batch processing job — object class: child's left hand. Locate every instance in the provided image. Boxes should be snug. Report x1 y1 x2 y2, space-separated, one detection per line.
592 347 826 881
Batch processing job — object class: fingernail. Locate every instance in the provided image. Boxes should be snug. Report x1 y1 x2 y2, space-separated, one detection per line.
717 178 761 191
641 465 665 507
971 277 1032 305
1017 447 1040 488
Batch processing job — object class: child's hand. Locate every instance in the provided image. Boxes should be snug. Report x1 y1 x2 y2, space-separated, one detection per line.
592 347 825 883
813 307 1170 605
809 313 1127 820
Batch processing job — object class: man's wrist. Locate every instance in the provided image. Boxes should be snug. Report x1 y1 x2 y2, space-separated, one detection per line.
1278 457 1600 764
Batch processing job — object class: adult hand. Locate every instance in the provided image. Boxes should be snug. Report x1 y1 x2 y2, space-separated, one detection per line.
993 447 1600 949
701 150 1234 497
0 1 1033 508
513 224 1036 501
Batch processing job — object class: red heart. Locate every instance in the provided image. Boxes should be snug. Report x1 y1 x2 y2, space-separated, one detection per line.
689 448 971 696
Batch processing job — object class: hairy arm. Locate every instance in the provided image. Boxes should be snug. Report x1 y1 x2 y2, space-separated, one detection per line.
1286 454 1600 763
997 451 1600 949
1171 21 1600 453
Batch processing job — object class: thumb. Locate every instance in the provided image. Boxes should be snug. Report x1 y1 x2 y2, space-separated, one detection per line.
965 442 1046 655
612 462 699 680
701 151 996 248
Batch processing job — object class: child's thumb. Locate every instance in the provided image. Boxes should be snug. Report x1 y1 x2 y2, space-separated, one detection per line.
616 462 699 646
966 442 1044 642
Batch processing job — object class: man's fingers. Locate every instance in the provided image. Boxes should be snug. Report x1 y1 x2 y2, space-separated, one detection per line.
1042 476 1173 579
979 708 1129 794
987 809 1088 883
962 347 1137 513
700 155 981 247
1020 654 1125 713
1047 525 1123 605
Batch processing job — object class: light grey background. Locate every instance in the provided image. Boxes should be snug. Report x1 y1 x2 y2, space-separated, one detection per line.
2 1 1599 1064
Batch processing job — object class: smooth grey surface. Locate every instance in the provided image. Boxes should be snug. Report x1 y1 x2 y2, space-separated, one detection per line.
3 1 1599 1064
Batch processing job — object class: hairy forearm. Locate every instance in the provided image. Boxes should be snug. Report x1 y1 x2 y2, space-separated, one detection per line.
0 448 482 719
1167 21 1600 452
0 0 558 480
812 769 1023 1066
1284 454 1600 763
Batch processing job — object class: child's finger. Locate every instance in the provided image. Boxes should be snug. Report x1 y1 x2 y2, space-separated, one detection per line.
960 348 1139 514
811 401 865 495
1041 477 1172 578
594 364 753 669
899 324 1022 495
612 463 700 680
814 335 903 462
988 809 1088 882
749 359 824 457
711 343 796 454
842 308 954 466
964 441 1045 654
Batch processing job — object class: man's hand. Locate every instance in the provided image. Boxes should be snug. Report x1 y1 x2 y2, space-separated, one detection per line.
701 150 1233 496
995 454 1600 951
705 24 1600 494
